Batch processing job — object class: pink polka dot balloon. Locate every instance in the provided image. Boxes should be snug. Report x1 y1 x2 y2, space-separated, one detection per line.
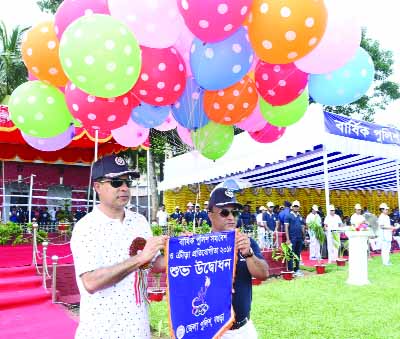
108 0 185 48
255 61 308 106
131 46 186 106
65 82 139 132
111 118 150 147
249 122 286 143
177 124 193 147
154 113 178 131
174 24 195 76
178 0 252 42
54 0 110 40
235 102 267 132
22 124 75 152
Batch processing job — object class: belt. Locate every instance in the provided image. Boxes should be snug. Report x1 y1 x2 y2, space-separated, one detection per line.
230 317 249 330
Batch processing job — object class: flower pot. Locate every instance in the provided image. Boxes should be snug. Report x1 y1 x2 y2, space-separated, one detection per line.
58 223 70 232
336 259 347 267
252 278 262 285
281 271 294 281
148 289 165 302
315 264 326 274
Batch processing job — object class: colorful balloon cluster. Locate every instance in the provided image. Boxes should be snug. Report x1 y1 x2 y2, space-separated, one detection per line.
8 0 374 159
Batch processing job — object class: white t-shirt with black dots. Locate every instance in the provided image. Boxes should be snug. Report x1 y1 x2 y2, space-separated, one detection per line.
71 206 153 339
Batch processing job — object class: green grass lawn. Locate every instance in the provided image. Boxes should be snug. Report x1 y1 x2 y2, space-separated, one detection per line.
150 253 400 339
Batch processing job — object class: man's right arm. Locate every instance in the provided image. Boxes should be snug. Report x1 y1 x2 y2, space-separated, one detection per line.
80 236 167 294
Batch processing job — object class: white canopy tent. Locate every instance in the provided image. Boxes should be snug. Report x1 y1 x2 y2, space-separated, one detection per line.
160 104 400 210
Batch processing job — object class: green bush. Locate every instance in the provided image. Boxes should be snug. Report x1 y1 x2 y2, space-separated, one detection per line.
0 222 24 245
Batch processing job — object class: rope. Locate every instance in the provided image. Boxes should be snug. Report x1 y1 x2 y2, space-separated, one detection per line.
53 253 73 260
48 241 71 246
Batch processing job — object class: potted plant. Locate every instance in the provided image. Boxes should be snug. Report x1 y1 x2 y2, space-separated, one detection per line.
337 240 349 266
309 221 327 274
147 272 165 302
272 243 299 280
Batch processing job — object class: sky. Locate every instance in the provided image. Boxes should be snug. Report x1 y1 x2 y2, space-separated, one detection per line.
1 0 399 126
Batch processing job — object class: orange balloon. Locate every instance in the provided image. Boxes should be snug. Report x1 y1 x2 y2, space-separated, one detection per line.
204 75 258 125
22 21 68 87
248 0 327 64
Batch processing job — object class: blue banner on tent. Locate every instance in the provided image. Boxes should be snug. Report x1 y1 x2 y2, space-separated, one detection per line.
324 111 400 146
166 230 237 339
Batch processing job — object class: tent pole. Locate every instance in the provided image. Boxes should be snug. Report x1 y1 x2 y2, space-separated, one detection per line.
86 163 93 214
323 146 330 212
136 152 139 214
92 130 99 208
147 148 151 222
2 161 5 222
28 174 35 224
396 160 400 210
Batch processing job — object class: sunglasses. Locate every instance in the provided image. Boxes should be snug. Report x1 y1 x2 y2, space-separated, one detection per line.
217 209 240 218
98 178 133 188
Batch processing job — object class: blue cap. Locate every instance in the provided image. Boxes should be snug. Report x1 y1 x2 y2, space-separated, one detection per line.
208 187 242 210
92 154 139 180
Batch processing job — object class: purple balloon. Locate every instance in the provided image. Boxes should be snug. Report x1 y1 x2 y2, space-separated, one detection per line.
22 125 75 151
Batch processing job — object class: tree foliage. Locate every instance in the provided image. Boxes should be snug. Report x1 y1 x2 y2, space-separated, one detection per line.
36 0 63 14
325 29 400 121
0 22 29 103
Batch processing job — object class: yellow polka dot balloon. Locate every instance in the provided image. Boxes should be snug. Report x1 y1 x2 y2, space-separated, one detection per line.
22 21 68 88
248 0 328 64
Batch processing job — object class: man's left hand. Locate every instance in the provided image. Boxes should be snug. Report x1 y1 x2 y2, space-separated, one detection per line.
236 232 251 257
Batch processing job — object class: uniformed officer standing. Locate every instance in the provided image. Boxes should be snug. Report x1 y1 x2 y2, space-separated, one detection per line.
284 200 305 277
183 202 195 225
170 206 183 224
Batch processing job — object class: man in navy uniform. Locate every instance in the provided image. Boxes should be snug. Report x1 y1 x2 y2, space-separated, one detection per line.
284 200 305 277
170 206 183 224
199 201 211 226
237 204 256 231
208 187 268 338
263 202 279 232
278 201 291 232
183 202 195 225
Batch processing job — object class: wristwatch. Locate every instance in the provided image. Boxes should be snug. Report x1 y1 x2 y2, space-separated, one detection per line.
242 247 254 258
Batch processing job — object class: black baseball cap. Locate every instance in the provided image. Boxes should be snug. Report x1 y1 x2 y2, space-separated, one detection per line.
92 154 140 180
208 187 243 210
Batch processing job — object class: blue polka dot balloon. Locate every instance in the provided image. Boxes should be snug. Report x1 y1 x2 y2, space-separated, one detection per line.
171 77 209 130
190 27 254 90
130 103 170 128
309 47 375 106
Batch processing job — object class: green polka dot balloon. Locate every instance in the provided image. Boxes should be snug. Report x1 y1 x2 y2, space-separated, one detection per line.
59 14 142 98
259 89 309 127
191 121 234 160
8 81 73 138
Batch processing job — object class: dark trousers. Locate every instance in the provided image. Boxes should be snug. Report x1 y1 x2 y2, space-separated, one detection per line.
288 238 303 272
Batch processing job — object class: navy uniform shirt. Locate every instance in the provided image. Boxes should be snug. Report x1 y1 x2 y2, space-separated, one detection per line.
263 212 277 231
237 212 255 227
284 211 305 240
233 237 264 322
170 211 183 223
199 210 211 226
183 210 195 224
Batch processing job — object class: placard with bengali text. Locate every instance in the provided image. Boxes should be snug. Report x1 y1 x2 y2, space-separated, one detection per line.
166 230 237 339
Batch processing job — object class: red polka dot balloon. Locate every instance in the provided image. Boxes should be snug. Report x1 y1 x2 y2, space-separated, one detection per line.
204 75 258 125
249 122 286 143
65 82 139 132
255 61 308 106
131 46 186 106
178 0 252 42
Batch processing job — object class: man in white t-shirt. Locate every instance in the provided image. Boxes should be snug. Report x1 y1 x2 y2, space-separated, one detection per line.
378 203 400 266
156 205 168 227
256 206 266 249
324 204 343 263
306 205 322 260
71 155 168 339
